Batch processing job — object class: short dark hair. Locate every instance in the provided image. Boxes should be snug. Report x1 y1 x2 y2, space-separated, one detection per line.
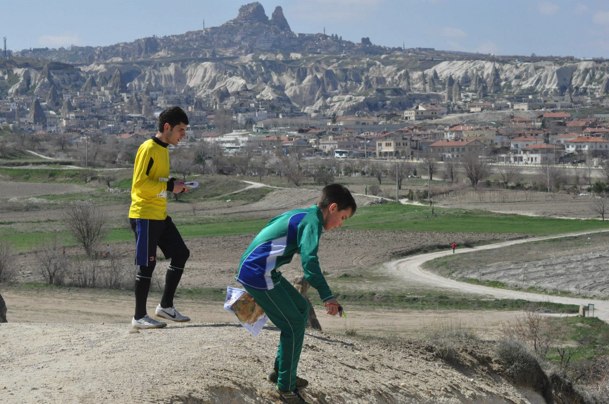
318 183 357 214
158 106 189 132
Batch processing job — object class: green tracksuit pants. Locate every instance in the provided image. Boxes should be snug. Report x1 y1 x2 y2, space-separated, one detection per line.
244 272 310 392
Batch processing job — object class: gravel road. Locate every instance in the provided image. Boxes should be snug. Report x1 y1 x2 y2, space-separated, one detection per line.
388 230 609 322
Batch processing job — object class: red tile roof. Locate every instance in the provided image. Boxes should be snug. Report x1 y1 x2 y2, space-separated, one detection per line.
543 112 571 119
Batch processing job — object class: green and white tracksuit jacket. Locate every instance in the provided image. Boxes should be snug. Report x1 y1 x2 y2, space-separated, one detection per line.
235 205 334 302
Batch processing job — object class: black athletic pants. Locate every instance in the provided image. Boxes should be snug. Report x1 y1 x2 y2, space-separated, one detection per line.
130 216 190 319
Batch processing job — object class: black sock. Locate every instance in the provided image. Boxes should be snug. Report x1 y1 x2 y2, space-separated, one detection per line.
161 265 183 308
134 277 151 319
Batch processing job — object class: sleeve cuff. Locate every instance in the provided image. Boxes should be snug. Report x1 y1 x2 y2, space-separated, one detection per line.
166 177 175 192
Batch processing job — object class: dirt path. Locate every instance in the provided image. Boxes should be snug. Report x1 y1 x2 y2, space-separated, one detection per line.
388 229 609 322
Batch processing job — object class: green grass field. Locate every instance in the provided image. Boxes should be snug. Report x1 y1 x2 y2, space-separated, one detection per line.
345 203 609 235
3 200 608 252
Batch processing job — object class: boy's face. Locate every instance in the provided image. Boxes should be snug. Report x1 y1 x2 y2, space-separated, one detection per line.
323 203 353 231
163 122 188 145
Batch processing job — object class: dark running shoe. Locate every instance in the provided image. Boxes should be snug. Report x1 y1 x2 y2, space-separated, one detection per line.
278 388 307 404
268 370 309 388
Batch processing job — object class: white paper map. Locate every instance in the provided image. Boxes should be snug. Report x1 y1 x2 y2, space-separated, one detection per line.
224 286 269 336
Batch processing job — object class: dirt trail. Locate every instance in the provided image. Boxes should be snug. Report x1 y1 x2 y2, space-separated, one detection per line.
387 229 609 322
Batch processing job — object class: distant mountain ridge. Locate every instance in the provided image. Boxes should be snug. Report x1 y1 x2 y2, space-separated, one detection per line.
4 2 609 117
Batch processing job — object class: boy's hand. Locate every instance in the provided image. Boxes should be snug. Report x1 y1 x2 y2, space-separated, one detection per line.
173 181 188 194
324 299 343 316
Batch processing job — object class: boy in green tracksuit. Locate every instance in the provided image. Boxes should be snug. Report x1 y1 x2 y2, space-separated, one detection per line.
235 184 357 403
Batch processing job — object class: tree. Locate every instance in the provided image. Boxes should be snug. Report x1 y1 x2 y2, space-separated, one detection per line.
370 162 385 185
392 162 412 190
283 156 305 186
443 161 457 183
0 240 15 283
602 160 609 184
592 194 609 221
462 151 489 189
313 164 335 185
214 107 234 135
537 164 566 192
421 154 436 182
35 237 68 285
497 165 521 188
64 202 107 257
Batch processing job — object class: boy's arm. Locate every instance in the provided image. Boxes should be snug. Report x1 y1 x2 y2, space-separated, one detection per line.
298 223 334 302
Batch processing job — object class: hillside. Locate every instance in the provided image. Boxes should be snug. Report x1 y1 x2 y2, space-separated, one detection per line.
0 184 606 403
5 2 609 118
1 294 555 404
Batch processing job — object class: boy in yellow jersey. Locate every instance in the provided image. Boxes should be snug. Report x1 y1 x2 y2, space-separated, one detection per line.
129 106 191 329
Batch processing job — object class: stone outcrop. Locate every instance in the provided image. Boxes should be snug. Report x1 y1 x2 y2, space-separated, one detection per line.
271 6 291 32
235 2 268 24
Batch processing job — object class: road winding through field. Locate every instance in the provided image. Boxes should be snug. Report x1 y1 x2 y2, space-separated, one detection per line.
387 230 609 323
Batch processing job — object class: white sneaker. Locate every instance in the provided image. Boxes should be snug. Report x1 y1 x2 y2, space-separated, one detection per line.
131 315 167 329
155 304 190 322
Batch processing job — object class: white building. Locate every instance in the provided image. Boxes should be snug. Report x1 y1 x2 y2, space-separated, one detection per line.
565 136 609 154
403 104 445 121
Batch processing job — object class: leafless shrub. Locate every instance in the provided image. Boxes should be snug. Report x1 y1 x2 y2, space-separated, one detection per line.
496 340 552 402
98 252 131 289
555 346 575 374
497 165 521 188
426 324 478 367
501 310 552 357
64 202 108 258
591 372 609 402
462 151 490 189
368 184 381 196
0 240 16 283
35 239 68 285
72 258 98 288
591 195 609 220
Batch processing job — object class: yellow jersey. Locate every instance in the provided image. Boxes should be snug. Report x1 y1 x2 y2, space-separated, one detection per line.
128 137 170 220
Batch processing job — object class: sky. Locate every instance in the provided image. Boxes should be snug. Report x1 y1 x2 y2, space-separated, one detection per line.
4 0 609 59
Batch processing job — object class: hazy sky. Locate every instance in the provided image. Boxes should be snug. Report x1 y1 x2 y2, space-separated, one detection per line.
4 0 609 59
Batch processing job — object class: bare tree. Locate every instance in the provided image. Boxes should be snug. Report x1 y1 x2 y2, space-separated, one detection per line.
443 161 457 183
64 202 108 257
497 165 521 188
283 156 305 186
462 151 489 189
171 159 193 181
583 158 595 188
35 238 68 285
392 162 412 189
502 310 552 357
0 240 16 283
249 156 269 181
370 162 385 185
537 164 566 192
313 164 335 185
213 107 234 135
602 160 609 184
421 154 437 182
55 134 70 151
592 194 609 220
